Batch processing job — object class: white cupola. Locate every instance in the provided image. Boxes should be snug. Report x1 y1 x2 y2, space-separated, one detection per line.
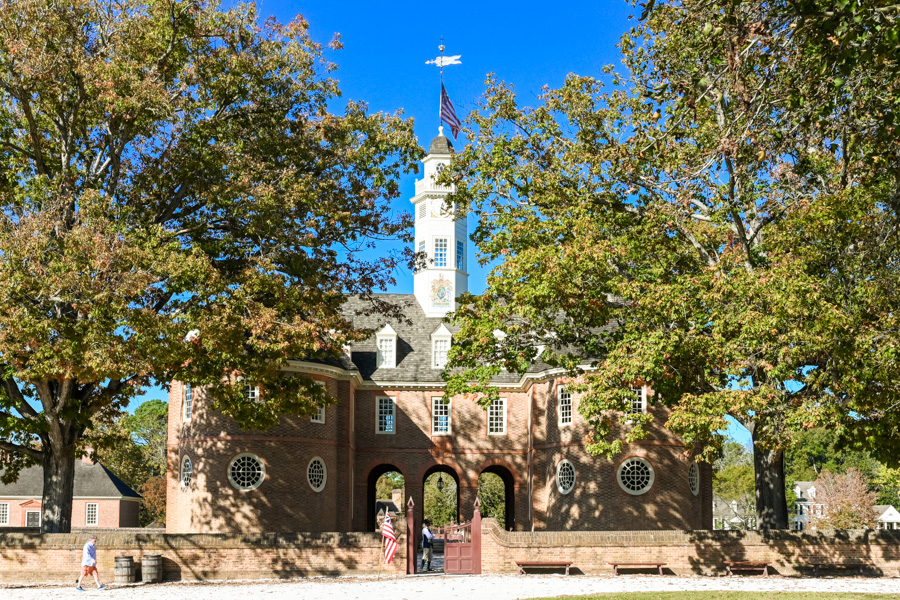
412 127 468 317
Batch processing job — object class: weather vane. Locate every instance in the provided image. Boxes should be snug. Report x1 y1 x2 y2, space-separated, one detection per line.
425 36 462 139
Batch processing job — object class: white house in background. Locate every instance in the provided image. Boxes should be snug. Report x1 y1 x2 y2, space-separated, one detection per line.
712 494 757 530
792 481 824 531
874 505 900 530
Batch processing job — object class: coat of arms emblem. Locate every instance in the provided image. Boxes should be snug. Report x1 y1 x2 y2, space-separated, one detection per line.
431 275 452 307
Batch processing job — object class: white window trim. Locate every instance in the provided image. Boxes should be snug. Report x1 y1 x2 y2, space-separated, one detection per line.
488 397 507 435
180 455 193 491
433 236 449 267
616 456 656 496
376 396 396 434
431 324 452 369
0 502 8 525
557 385 573 427
376 324 398 369
227 453 266 491
556 459 576 495
183 383 193 422
431 396 452 436
25 510 41 527
625 386 647 422
311 381 326 424
85 503 99 526
307 456 327 492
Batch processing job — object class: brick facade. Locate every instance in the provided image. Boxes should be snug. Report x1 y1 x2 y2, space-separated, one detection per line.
166 369 712 534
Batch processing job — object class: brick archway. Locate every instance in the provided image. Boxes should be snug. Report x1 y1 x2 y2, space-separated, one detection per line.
478 462 517 531
366 463 406 532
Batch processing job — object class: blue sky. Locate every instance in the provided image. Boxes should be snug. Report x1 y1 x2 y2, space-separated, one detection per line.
134 0 754 447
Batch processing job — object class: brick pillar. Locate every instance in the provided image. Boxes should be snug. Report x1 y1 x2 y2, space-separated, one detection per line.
472 497 482 575
406 496 416 575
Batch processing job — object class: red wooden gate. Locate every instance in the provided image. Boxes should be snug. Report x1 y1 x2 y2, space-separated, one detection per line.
440 499 482 575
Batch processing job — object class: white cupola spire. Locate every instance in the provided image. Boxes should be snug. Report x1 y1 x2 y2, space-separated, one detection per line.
412 127 468 317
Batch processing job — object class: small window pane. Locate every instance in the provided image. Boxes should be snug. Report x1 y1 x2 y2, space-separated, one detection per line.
311 405 325 424
0 503 8 525
628 387 645 414
183 383 193 421
432 397 450 435
377 397 395 434
558 387 572 426
433 338 449 368
456 240 464 270
378 337 395 368
488 397 506 435
244 384 260 402
86 503 98 526
434 238 448 267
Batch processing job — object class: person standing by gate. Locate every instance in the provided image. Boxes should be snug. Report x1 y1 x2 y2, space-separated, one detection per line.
421 518 435 572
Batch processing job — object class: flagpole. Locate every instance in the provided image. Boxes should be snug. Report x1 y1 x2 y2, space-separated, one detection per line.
438 37 444 131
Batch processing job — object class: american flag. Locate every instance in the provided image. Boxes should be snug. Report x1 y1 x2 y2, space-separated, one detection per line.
440 84 461 140
382 511 398 564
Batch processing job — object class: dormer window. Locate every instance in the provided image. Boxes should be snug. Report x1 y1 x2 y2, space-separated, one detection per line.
376 324 397 369
431 324 452 369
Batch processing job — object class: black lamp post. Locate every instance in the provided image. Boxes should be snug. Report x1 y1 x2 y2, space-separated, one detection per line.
437 474 444 492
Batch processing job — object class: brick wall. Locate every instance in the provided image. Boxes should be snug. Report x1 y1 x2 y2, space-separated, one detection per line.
0 528 406 583
479 519 900 576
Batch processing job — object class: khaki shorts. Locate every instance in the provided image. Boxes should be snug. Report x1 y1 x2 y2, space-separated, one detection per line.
81 565 98 577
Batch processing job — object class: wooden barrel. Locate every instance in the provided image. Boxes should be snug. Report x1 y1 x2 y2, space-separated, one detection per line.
114 556 135 584
141 554 162 583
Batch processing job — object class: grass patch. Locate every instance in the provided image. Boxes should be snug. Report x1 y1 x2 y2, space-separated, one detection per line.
531 594 900 600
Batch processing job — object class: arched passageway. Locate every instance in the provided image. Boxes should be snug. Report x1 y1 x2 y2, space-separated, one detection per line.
479 465 515 530
367 464 405 532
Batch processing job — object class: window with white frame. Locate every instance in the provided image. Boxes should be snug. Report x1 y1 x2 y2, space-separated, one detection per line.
0 502 8 525
180 455 193 491
376 324 397 369
434 237 448 267
628 386 646 415
376 396 395 434
183 383 193 421
456 240 464 270
432 396 451 435
244 383 260 402
488 397 507 435
228 453 266 491
556 459 576 494
308 456 327 492
418 240 426 270
558 386 573 426
433 338 449 368
86 503 98 526
311 381 326 423
617 457 655 495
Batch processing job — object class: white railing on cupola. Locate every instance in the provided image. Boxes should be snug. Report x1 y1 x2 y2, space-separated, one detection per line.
415 178 456 196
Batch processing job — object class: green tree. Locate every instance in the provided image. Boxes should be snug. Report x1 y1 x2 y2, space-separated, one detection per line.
477 472 506 529
444 1 900 529
424 473 457 527
0 0 420 532
375 471 404 504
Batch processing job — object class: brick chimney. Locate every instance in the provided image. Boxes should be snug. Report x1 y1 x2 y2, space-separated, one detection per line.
392 488 403 510
82 445 95 465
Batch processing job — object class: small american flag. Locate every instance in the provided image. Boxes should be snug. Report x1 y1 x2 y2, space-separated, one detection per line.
382 511 398 564
441 84 461 140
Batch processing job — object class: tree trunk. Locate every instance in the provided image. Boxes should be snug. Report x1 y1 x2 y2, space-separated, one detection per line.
41 445 76 533
752 440 789 530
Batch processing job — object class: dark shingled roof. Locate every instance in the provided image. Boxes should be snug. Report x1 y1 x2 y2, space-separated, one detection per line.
428 134 454 155
0 461 141 498
338 294 560 385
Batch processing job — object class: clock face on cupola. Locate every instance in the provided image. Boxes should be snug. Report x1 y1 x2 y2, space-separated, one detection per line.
412 128 468 317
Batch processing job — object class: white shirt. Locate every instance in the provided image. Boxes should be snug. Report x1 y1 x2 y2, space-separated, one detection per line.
81 541 97 567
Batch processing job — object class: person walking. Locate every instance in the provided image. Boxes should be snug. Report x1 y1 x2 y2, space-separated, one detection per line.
421 518 435 572
76 535 106 591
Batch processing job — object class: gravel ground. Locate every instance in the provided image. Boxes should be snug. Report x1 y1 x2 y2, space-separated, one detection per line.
3 574 900 599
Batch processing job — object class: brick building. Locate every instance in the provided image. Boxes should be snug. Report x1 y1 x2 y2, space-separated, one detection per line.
0 456 140 529
166 130 713 534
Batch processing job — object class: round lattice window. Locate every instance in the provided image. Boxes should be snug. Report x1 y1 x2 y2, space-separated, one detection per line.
228 453 266 491
689 462 700 496
556 459 576 494
617 457 655 495
307 456 327 492
180 455 192 491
